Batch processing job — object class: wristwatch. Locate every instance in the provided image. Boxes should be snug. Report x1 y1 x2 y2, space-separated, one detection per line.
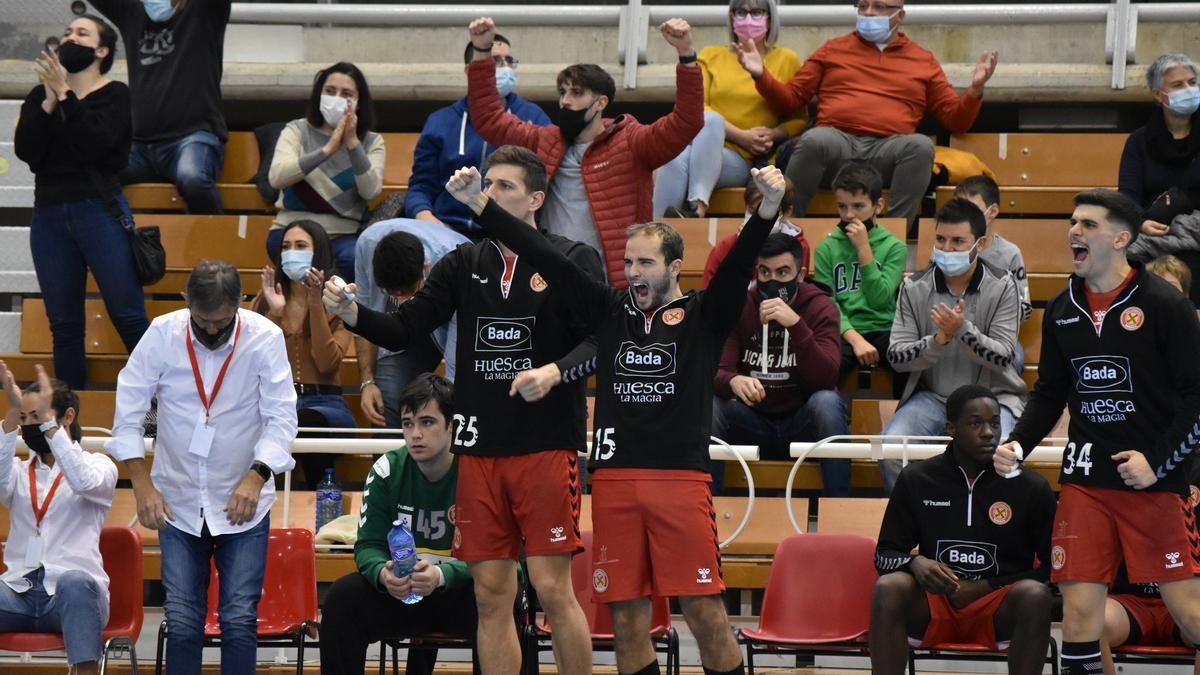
38 417 59 434
251 461 272 482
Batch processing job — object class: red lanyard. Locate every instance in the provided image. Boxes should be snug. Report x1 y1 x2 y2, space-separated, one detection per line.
185 317 242 424
29 461 64 531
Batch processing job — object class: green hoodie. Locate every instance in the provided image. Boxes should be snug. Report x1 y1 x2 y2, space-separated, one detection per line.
813 224 907 335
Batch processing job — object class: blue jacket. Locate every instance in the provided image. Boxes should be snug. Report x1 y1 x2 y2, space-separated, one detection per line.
405 94 550 235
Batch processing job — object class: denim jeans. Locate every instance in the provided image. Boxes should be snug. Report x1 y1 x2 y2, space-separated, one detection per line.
878 390 1016 495
0 568 108 665
159 516 270 675
123 130 225 215
29 195 150 389
711 390 850 496
652 110 752 217
296 392 357 488
374 346 443 429
267 228 360 285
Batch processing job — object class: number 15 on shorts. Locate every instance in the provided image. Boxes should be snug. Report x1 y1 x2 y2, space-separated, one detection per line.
594 427 616 461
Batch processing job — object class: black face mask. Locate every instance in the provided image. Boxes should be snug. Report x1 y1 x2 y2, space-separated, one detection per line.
837 217 876 232
758 278 800 302
191 316 236 350
20 425 51 457
57 41 97 74
557 102 596 144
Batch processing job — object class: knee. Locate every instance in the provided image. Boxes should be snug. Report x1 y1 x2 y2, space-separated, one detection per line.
793 127 845 158
174 154 218 192
1008 580 1052 620
609 601 648 637
872 572 917 616
533 578 579 616
897 134 935 162
55 571 99 600
679 595 729 632
472 577 516 618
807 390 847 425
703 109 725 130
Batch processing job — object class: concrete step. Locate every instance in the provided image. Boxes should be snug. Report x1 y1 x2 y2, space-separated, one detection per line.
0 142 33 188
0 312 18 353
0 99 19 144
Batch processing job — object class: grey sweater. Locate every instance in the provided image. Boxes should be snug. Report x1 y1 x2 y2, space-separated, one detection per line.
888 261 1028 416
1126 209 1200 263
979 233 1031 322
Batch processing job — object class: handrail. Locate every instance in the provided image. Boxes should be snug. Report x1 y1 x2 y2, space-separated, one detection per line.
711 436 754 550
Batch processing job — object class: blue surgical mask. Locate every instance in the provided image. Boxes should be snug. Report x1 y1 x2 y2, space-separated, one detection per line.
931 240 980 277
280 250 314 282
143 0 176 23
496 67 517 98
856 12 897 44
1165 86 1200 117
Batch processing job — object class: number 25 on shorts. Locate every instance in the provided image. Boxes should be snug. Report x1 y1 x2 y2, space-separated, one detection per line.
594 427 616 461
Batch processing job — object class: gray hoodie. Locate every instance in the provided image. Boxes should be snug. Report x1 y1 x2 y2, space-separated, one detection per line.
887 260 1028 416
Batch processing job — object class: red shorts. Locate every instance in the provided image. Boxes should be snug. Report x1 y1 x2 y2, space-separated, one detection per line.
1050 484 1200 584
914 585 1012 650
451 450 582 561
1111 595 1181 646
590 470 721 603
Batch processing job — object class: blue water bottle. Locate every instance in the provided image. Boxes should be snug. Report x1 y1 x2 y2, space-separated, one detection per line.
315 468 342 533
387 520 424 605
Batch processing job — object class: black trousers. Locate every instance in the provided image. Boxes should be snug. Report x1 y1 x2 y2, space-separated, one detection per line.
319 572 479 675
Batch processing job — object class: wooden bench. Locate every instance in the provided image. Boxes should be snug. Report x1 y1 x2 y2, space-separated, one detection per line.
815 497 888 539
933 133 1128 216
708 188 876 218
123 132 420 213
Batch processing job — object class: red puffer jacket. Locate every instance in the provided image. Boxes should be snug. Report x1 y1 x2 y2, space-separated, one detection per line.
467 59 705 287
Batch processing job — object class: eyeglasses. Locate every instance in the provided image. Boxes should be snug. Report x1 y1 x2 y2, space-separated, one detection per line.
856 2 903 13
732 8 768 20
493 55 519 68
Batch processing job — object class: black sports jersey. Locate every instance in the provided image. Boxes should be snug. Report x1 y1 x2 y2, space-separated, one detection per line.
350 234 601 456
472 199 774 471
1008 264 1200 494
875 446 1057 588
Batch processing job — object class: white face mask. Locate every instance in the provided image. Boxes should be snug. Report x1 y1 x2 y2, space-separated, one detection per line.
319 94 353 128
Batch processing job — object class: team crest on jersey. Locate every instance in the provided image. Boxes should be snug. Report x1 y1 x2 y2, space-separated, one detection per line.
447 504 457 525
593 568 609 593
662 308 685 325
1120 307 1144 331
1051 545 1066 570
1190 486 1200 509
530 273 548 292
453 529 462 551
989 501 1012 525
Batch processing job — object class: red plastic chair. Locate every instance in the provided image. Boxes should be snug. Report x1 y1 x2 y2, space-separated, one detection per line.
524 531 679 675
1113 643 1195 666
154 528 318 675
0 526 144 674
908 640 1059 675
738 533 876 674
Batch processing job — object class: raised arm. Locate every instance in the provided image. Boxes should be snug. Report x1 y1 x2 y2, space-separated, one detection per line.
465 18 547 151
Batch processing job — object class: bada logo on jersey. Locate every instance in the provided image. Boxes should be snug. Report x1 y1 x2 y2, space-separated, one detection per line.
1071 355 1132 394
614 342 677 378
475 317 535 352
935 540 998 579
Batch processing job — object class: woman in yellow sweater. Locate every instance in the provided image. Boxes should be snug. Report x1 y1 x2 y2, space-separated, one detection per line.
653 0 807 218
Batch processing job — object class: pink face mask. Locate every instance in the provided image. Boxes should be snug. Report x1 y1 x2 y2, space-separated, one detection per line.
732 14 769 41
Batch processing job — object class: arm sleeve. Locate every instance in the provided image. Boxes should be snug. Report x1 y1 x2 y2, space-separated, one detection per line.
307 307 351 377
57 85 131 163
13 88 53 167
955 278 1018 372
351 135 385 200
437 559 472 591
105 325 163 462
1010 252 1033 323
1117 132 1146 207
252 330 299 474
355 453 399 591
860 238 906 312
1007 306 1071 451
404 122 444 218
347 253 461 352
466 60 545 151
886 282 945 373
812 243 853 335
702 211 777 337
625 65 706 170
47 431 117 506
267 124 312 190
874 472 920 574
789 298 843 392
1147 296 1200 478
0 431 19 507
753 51 823 117
473 199 616 327
925 65 983 134
552 244 605 384
987 480 1056 587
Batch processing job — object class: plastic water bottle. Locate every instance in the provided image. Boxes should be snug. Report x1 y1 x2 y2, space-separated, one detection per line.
315 468 342 532
387 520 423 605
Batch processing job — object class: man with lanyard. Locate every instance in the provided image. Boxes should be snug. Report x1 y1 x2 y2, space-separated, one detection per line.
995 189 1200 674
323 145 600 675
0 363 118 675
107 260 298 674
442 161 787 675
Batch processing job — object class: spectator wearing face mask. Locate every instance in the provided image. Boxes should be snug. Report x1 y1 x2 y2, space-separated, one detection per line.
880 198 1025 495
735 0 998 224
653 0 806 219
405 35 550 240
88 0 231 215
268 62 386 284
465 16 704 287
251 220 354 488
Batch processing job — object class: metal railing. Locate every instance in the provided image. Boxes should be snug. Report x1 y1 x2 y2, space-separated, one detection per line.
225 2 1200 89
